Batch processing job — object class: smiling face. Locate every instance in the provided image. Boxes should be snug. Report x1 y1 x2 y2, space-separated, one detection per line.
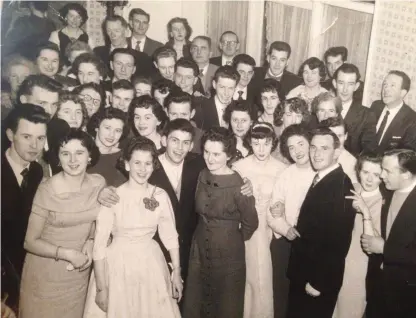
261 91 280 115
287 135 309 166
96 118 124 148
66 9 83 28
130 13 149 36
251 138 273 161
267 49 289 77
219 33 239 57
174 66 197 94
79 88 102 117
37 49 59 77
213 77 237 105
230 110 252 138
133 107 160 137
203 140 229 173
164 130 193 164
57 101 84 129
382 73 406 107
106 20 126 45
303 65 321 88
359 160 382 192
309 134 339 171
125 149 154 185
112 88 134 112
58 139 90 177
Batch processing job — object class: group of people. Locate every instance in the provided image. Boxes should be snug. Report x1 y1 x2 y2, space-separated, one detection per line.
2 1 416 318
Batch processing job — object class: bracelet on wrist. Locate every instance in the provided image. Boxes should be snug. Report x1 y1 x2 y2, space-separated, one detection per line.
55 246 61 262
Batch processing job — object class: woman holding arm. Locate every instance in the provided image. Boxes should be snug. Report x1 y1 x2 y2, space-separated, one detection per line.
19 130 105 318
87 137 182 317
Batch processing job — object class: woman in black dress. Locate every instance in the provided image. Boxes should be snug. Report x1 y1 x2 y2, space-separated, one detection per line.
183 127 258 318
165 17 192 59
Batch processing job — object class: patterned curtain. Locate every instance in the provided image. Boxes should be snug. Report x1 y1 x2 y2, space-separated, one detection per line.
206 1 249 57
265 2 311 73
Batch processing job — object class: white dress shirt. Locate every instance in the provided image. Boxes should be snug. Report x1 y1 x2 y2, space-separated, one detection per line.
233 86 247 100
131 36 146 52
315 163 340 185
376 102 403 142
110 43 128 53
214 96 229 128
158 153 184 199
341 99 353 119
221 56 234 66
5 148 30 187
199 64 209 77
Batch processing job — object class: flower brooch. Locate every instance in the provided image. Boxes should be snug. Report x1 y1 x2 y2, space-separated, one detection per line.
143 186 159 211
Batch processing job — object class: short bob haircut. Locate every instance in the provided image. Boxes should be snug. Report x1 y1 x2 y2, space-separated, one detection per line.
59 3 89 26
55 91 89 129
5 103 50 133
163 118 195 138
201 126 236 159
213 65 240 84
2 54 37 84
258 78 284 113
298 57 326 81
72 82 107 113
167 17 193 41
384 148 416 175
311 91 342 116
274 97 310 127
223 100 257 127
53 128 100 168
355 151 383 181
122 136 160 169
279 123 311 164
86 107 129 143
72 53 108 79
128 95 168 135
250 122 278 152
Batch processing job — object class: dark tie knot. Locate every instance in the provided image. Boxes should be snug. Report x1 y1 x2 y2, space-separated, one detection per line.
199 69 204 77
21 168 29 189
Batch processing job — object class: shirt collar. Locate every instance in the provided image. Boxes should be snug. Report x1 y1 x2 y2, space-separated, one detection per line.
341 99 353 118
131 36 146 46
159 152 184 170
397 178 416 193
222 55 234 66
200 64 209 75
383 101 404 116
361 187 381 198
5 148 30 176
317 163 339 181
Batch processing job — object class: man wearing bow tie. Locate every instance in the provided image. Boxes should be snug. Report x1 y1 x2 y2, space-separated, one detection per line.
210 31 240 67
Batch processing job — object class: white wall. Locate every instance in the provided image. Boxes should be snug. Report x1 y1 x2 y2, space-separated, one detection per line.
123 0 207 43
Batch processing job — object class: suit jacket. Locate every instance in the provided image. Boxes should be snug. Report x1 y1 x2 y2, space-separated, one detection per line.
193 96 223 131
254 67 303 98
322 78 364 104
209 56 222 67
343 100 377 157
129 36 163 57
1 153 43 306
370 101 416 154
149 153 205 278
287 166 355 293
200 64 219 96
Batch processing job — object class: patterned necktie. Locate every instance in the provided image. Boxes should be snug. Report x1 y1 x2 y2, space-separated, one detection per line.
135 40 141 52
376 110 390 144
21 168 29 189
312 173 320 187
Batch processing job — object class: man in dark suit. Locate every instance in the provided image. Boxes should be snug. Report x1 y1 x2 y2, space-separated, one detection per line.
128 8 163 57
190 36 219 97
286 128 355 318
371 70 416 154
2 105 49 312
332 63 377 156
102 48 138 92
210 31 240 67
364 149 416 318
254 41 302 98
322 46 364 103
193 65 240 131
93 15 153 77
232 53 258 106
173 57 205 97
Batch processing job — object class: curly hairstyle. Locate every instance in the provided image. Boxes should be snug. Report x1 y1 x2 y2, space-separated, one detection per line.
298 57 326 81
128 95 168 135
258 78 284 114
355 151 383 182
250 122 278 152
273 97 310 127
122 135 160 169
279 123 311 164
59 3 89 26
55 91 89 129
310 91 342 116
167 17 193 41
2 54 37 84
72 53 108 80
201 126 236 159
86 107 129 143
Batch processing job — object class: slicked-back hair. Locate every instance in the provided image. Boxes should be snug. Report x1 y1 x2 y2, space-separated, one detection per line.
72 82 106 113
55 92 89 129
310 127 341 149
175 57 199 77
213 65 240 84
232 54 256 69
59 3 89 26
72 53 108 79
164 90 194 111
324 46 348 63
112 79 134 92
333 63 361 83
268 41 291 59
298 57 326 81
279 123 311 164
17 74 62 102
87 107 129 142
192 35 212 49
167 17 193 41
201 126 236 158
311 91 342 116
153 46 177 64
388 70 411 92
129 8 150 22
163 118 195 138
110 48 137 66
5 104 50 133
274 97 310 127
355 151 383 179
384 148 416 175
219 31 239 43
35 42 60 60
250 122 278 152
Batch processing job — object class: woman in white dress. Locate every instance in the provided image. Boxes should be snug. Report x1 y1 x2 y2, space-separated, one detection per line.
333 152 384 318
233 123 287 318
267 124 316 318
84 137 182 318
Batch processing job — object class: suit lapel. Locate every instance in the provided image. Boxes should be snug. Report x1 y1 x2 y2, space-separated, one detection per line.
203 98 220 128
387 186 416 240
151 166 179 207
2 155 20 191
379 105 408 149
380 191 393 239
344 101 360 127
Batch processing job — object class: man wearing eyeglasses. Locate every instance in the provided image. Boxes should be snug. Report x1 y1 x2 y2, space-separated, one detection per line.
210 31 240 67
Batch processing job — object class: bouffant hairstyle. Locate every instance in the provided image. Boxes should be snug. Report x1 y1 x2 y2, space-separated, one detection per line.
86 107 129 143
201 127 236 158
355 152 383 181
55 91 89 129
298 57 326 81
274 97 310 127
59 3 89 26
72 53 108 79
279 123 311 164
122 136 159 169
310 91 342 116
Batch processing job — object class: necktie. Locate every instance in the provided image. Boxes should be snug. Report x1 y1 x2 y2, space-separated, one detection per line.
135 40 141 52
376 110 390 144
312 173 320 187
237 90 244 101
21 168 29 189
199 69 204 78
226 61 232 66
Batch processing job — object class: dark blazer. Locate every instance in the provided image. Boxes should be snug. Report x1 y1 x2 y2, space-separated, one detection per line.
1 153 43 307
322 78 364 104
370 101 416 154
129 36 163 57
209 56 222 67
344 100 377 157
193 96 222 131
288 166 355 293
149 153 205 279
164 40 192 59
254 67 303 98
200 64 219 95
